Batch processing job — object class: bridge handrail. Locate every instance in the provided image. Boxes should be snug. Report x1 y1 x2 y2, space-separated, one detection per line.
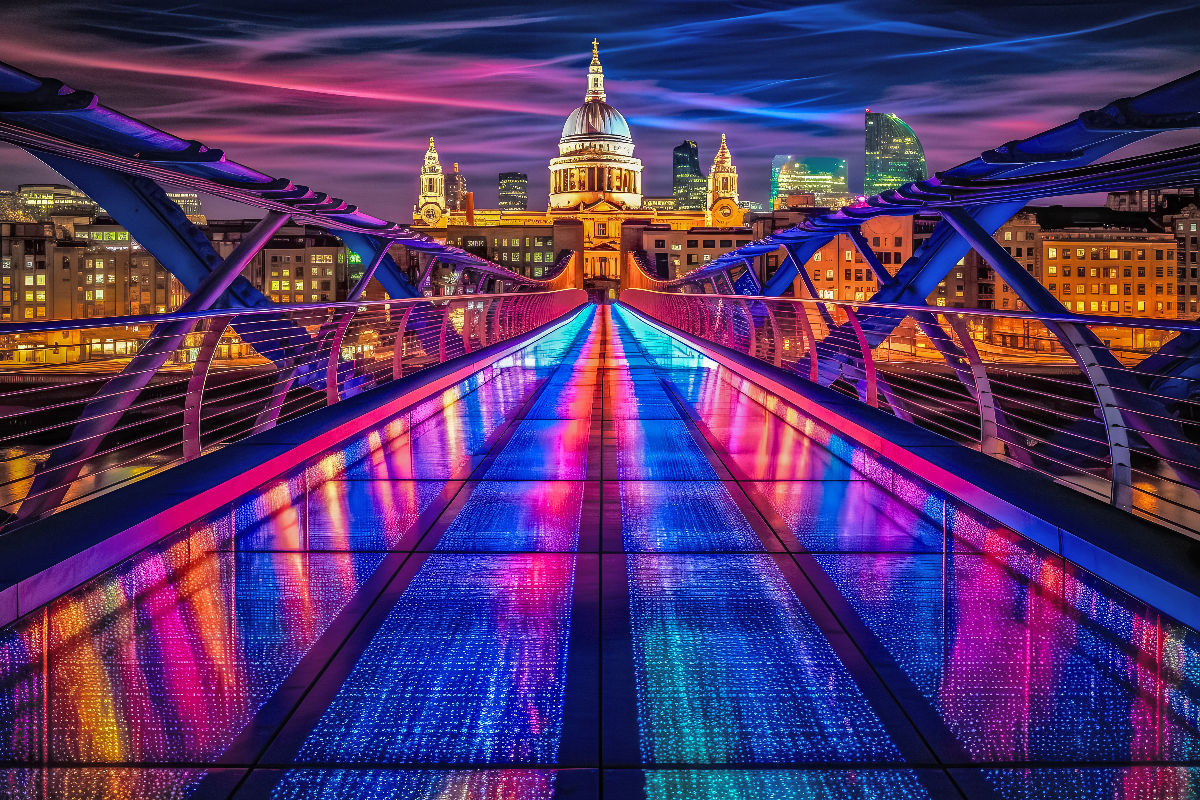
621 289 1200 538
0 290 588 531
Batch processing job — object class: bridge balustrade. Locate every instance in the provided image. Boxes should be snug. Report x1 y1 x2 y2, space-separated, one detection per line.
0 290 584 530
622 288 1200 536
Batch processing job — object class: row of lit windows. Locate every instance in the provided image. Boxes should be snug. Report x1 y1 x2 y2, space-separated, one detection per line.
1045 246 1174 261
1053 283 1172 296
270 280 332 291
1046 265 1172 278
493 237 553 247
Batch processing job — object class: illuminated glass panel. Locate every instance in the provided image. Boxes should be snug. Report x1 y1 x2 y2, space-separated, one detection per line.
615 420 714 480
637 769 932 799
437 481 583 552
746 479 946 553
270 769 558 799
620 481 758 552
295 555 575 764
485 419 591 480
814 552 1200 762
980 767 1200 799
626 554 901 763
0 535 383 764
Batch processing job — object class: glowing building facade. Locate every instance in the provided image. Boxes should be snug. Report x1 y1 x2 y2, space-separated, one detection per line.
549 40 643 211
864 111 927 196
444 162 469 213
411 42 746 294
770 157 851 209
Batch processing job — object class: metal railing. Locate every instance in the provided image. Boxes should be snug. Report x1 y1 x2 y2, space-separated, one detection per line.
622 289 1200 537
0 290 586 530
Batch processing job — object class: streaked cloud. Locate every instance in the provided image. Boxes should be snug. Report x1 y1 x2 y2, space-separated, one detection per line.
0 0 1195 219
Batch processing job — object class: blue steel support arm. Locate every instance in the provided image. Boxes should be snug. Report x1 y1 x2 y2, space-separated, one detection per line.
767 238 829 296
339 232 418 299
780 243 835 327
33 154 311 364
941 207 1200 505
14 210 293 523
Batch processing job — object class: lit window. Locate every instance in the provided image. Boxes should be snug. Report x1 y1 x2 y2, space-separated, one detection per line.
813 251 822 262
35 275 45 286
95 289 104 300
1047 247 1057 259
844 250 852 262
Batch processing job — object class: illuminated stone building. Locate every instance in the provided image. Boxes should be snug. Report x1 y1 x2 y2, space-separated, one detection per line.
410 41 748 296
416 137 446 226
707 134 740 226
1040 229 1177 319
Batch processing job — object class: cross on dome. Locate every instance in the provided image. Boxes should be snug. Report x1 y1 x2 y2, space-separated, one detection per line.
586 38 606 102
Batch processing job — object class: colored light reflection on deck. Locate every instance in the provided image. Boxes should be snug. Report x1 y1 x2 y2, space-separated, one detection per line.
625 552 901 764
294 554 576 764
270 768 556 799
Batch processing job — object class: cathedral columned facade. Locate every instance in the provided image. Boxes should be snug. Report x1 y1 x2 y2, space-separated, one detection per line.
412 42 745 296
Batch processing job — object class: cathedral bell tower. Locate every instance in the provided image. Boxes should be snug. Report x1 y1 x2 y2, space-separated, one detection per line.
707 133 741 225
416 136 446 226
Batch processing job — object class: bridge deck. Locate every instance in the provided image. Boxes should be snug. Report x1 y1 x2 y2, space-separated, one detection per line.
0 305 1195 799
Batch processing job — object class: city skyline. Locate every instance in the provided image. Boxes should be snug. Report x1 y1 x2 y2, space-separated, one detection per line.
0 2 1197 220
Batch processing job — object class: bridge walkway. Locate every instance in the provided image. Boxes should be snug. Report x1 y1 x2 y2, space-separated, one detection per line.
0 305 1193 799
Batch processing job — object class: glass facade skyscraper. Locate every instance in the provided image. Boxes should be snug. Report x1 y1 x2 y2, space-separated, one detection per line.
498 172 528 211
864 111 926 196
770 157 850 209
672 141 706 211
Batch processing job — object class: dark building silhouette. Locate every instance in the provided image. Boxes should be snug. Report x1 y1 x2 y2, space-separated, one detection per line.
498 172 528 211
672 141 706 211
444 162 469 213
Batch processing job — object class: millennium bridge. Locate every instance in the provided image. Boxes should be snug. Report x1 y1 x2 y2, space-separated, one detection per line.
0 60 1196 799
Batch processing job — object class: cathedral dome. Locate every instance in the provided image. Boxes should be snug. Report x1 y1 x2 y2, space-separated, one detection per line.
549 40 643 211
561 100 631 143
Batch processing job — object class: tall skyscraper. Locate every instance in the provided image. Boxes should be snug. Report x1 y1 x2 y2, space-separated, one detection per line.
771 157 850 209
864 110 926 196
444 162 469 213
672 140 706 211
498 172 528 211
769 155 792 209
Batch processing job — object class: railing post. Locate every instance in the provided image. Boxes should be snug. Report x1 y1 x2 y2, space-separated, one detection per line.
391 305 413 380
796 302 821 382
326 310 356 405
764 304 784 368
438 303 451 362
844 306 878 408
1048 320 1135 511
461 300 473 355
182 315 233 461
945 313 1003 457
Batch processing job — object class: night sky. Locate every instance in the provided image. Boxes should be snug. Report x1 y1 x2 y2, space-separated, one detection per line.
2 1 1198 220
